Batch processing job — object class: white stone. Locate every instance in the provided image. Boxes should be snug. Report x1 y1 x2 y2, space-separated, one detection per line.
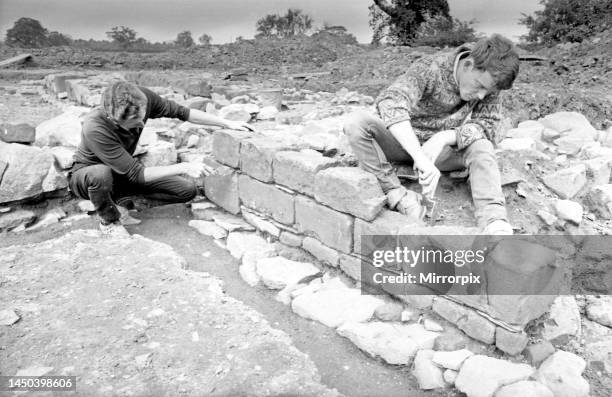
584 337 612 374
494 381 553 397
138 141 177 167
412 349 445 390
586 296 612 327
35 106 89 147
537 210 558 226
423 319 444 332
543 165 587 199
432 349 474 371
186 134 199 148
542 296 581 343
536 351 589 397
586 184 612 219
455 355 535 397
226 232 271 260
241 210 280 237
77 200 95 212
291 281 383 328
538 112 597 139
443 369 458 385
256 257 320 290
401 309 420 322
498 138 536 152
553 200 583 224
27 208 66 231
212 213 254 232
337 322 439 365
48 146 75 169
583 157 611 185
188 220 227 239
257 105 279 120
219 104 252 122
0 309 20 325
239 245 276 287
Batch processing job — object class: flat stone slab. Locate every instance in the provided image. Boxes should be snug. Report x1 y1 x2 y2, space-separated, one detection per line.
0 230 338 397
255 257 320 290
291 280 384 328
336 321 439 365
455 355 535 397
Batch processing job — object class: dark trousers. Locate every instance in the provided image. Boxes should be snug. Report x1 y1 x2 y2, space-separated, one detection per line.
69 164 197 224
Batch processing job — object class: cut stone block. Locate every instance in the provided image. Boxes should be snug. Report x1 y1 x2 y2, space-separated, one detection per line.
241 137 299 182
495 328 528 356
256 257 320 290
302 237 340 267
211 213 254 232
497 138 536 152
241 210 280 237
204 162 240 214
314 167 385 221
524 341 555 367
295 195 354 253
291 281 383 328
339 254 361 281
238 175 294 224
542 165 586 199
432 298 496 344
212 129 251 168
0 122 36 144
273 150 339 196
337 322 439 365
455 355 535 397
279 231 303 247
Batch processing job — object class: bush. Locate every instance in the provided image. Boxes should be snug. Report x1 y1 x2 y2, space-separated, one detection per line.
520 0 612 44
412 14 480 47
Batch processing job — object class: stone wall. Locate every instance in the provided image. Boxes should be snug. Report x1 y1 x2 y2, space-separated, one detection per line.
204 128 558 354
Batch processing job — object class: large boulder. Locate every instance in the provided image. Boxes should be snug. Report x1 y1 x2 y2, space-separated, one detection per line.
35 107 90 148
0 142 55 204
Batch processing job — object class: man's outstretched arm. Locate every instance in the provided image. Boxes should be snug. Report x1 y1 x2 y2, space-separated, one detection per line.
186 109 254 131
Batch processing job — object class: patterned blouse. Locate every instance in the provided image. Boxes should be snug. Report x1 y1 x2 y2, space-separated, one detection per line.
375 44 504 150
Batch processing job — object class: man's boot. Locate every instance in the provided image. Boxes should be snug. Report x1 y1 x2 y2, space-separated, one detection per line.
386 187 426 223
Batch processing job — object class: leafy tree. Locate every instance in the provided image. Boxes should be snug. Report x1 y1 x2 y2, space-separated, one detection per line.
5 17 48 47
519 0 612 44
106 26 137 49
198 33 212 46
368 0 450 45
255 9 313 38
46 31 72 46
175 30 195 48
412 14 479 47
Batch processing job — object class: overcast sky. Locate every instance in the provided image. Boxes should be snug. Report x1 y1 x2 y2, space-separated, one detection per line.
0 0 543 44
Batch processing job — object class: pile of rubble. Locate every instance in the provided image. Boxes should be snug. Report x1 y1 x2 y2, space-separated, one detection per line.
1 71 612 396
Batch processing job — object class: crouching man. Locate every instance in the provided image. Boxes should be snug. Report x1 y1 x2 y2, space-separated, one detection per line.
344 34 519 234
69 81 252 236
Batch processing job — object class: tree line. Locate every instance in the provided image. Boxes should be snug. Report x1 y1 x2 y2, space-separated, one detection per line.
4 1 610 50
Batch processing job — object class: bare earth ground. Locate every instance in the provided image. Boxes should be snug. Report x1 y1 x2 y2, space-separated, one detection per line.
0 204 440 397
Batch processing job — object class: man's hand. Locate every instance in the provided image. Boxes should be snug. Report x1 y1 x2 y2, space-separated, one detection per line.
413 157 440 198
225 120 255 132
178 162 213 178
